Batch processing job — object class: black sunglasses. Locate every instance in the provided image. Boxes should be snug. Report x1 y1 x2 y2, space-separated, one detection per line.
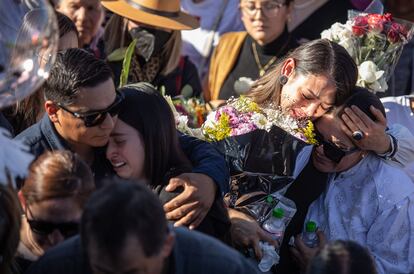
25 205 79 238
57 90 124 127
315 131 359 163
27 219 80 238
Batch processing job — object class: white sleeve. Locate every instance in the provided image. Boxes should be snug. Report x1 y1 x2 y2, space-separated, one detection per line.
366 196 414 274
385 124 414 167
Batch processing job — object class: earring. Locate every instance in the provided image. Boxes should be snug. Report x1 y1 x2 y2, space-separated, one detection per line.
279 75 288 85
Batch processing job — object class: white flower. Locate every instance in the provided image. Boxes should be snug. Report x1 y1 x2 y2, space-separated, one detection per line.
358 61 384 83
338 37 355 58
203 111 218 129
251 113 267 130
321 29 333 40
234 77 254 95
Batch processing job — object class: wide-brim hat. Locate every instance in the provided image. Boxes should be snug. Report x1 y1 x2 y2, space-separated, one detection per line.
101 0 199 30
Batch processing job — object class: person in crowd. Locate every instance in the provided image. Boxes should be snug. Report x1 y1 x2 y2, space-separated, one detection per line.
227 40 414 269
292 88 414 274
26 179 260 274
205 0 298 103
15 150 95 272
15 48 230 230
0 185 21 274
306 240 378 274
227 38 358 261
102 0 202 97
180 0 245 79
288 0 357 43
56 0 105 58
381 94 414 182
4 11 80 136
106 83 230 238
384 0 414 96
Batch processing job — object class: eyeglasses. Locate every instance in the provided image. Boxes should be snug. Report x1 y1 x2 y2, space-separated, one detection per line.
57 90 124 127
25 206 79 238
315 131 360 163
241 0 286 18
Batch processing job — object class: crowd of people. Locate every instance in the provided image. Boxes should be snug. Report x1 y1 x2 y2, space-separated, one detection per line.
1 0 414 274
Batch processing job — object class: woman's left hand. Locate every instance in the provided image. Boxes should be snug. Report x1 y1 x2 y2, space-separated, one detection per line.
290 230 327 273
340 105 391 154
164 173 216 229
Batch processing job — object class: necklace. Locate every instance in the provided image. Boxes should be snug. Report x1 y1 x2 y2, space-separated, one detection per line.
252 42 278 77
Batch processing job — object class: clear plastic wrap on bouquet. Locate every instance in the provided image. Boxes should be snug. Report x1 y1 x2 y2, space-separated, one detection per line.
321 2 414 93
216 125 312 223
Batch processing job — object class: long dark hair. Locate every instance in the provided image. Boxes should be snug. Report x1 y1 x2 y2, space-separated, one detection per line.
249 39 358 107
117 83 192 187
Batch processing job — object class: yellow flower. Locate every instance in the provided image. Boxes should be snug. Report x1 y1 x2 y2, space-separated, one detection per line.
232 96 261 113
203 113 231 141
302 120 319 145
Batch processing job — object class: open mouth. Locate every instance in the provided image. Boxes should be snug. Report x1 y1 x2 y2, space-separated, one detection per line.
111 162 126 168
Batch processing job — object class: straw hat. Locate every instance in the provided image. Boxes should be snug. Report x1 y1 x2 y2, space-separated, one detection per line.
101 0 199 30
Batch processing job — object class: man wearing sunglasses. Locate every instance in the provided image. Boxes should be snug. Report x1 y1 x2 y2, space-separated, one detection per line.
16 49 230 229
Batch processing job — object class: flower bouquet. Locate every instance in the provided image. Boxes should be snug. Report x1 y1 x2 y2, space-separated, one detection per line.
321 10 414 93
200 96 316 223
167 94 208 128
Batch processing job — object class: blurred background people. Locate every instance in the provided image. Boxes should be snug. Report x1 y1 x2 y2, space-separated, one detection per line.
384 0 414 96
205 0 297 103
103 0 202 97
16 151 95 272
56 0 105 58
25 179 259 274
181 0 245 80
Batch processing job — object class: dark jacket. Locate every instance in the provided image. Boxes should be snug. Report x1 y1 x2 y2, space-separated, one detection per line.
15 115 230 194
26 228 260 274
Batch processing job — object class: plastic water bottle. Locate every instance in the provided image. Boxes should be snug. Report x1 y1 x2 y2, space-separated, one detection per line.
258 208 285 272
302 221 318 248
262 207 285 245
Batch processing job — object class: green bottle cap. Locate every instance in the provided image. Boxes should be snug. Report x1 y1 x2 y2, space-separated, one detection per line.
266 195 273 203
272 208 284 218
305 221 317 232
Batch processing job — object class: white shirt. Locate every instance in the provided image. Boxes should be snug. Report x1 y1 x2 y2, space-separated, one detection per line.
305 154 414 274
181 0 245 78
382 95 414 182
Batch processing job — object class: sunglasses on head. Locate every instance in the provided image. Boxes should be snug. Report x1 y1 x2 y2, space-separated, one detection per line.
57 90 124 127
27 219 79 238
315 131 359 163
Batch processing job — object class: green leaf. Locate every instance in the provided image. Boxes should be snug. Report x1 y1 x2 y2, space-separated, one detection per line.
119 39 138 88
107 47 127 62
